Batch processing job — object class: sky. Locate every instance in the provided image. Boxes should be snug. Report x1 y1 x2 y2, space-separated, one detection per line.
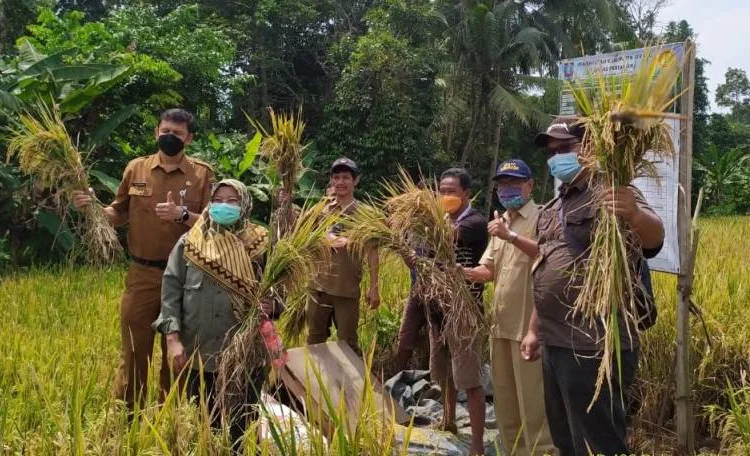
658 0 750 111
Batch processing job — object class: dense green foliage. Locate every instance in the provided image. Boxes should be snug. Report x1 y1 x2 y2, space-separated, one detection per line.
0 1 749 267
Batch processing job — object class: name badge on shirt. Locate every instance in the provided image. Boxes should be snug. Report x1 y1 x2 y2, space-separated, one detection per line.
132 182 147 187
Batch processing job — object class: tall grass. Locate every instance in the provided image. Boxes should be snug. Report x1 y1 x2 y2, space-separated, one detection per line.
0 217 748 453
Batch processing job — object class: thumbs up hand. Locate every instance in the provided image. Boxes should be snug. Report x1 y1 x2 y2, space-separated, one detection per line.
488 209 511 240
156 190 182 222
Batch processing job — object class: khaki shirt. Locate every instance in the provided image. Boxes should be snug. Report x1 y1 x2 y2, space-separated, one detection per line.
311 198 363 299
479 200 539 341
109 153 214 261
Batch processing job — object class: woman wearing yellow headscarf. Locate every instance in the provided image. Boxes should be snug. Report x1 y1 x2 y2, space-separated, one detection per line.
154 178 282 450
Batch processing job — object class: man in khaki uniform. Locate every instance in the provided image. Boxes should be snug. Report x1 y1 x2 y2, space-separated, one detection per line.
464 159 555 455
73 109 214 408
306 157 380 353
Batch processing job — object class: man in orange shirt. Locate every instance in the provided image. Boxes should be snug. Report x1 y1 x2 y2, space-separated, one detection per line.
73 109 214 409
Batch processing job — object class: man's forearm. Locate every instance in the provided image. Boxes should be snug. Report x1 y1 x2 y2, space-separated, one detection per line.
527 306 539 333
104 206 127 227
468 265 494 283
629 209 665 250
510 234 539 258
368 250 379 286
184 210 201 227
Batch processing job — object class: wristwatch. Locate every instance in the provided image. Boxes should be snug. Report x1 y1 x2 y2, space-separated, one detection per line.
177 206 189 224
508 231 519 244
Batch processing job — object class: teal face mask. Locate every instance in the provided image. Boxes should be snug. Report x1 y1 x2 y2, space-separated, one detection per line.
496 187 527 210
209 203 241 226
547 152 582 183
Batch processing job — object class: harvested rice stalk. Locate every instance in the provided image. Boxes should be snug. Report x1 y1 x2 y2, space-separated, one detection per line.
264 201 338 343
217 201 338 405
568 44 684 408
6 102 122 265
345 169 484 347
248 107 307 244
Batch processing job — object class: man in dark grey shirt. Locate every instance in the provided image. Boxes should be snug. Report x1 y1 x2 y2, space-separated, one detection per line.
525 118 665 456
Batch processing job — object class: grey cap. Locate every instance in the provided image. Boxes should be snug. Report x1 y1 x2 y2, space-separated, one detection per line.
534 117 585 148
331 157 360 175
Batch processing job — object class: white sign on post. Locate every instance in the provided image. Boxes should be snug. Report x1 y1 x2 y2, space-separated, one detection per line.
557 43 685 274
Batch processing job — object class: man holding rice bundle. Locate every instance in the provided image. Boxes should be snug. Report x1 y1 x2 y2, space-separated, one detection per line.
518 118 664 455
73 109 214 409
306 157 380 353
464 159 556 455
429 168 488 456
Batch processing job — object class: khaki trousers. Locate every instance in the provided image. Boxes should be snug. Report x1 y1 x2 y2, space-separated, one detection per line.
306 290 360 352
491 338 556 455
113 263 171 407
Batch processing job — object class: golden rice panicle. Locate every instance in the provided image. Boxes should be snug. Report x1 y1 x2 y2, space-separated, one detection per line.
7 104 86 191
260 200 336 297
249 107 308 243
259 107 306 189
7 102 122 265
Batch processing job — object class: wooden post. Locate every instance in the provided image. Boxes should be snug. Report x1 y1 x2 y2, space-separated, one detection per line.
675 40 696 455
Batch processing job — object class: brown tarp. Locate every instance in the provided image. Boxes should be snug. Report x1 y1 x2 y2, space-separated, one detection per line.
280 341 409 434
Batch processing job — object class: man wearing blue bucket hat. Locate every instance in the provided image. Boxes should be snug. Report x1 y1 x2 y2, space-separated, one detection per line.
464 159 556 455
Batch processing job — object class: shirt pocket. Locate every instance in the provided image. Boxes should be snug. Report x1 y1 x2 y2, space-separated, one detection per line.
563 208 595 254
536 210 554 241
181 266 205 332
128 185 154 213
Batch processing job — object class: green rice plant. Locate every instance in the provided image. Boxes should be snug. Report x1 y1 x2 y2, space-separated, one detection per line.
568 43 685 408
705 373 750 453
5 101 122 265
0 217 748 453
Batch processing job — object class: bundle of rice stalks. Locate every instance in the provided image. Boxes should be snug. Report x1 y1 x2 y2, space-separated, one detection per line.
265 201 338 344
249 107 307 244
6 102 121 265
568 44 685 407
217 201 338 405
345 168 484 347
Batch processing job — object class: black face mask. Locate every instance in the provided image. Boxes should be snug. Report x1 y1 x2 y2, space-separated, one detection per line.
158 134 185 156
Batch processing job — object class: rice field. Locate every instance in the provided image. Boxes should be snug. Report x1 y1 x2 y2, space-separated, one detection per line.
0 216 747 454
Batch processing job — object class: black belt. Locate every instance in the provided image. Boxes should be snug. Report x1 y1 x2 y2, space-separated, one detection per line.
131 256 168 270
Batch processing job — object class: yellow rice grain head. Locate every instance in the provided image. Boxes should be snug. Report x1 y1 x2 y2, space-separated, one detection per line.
570 43 685 186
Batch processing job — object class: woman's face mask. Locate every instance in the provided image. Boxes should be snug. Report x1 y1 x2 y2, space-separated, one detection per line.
547 152 582 183
209 203 241 226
